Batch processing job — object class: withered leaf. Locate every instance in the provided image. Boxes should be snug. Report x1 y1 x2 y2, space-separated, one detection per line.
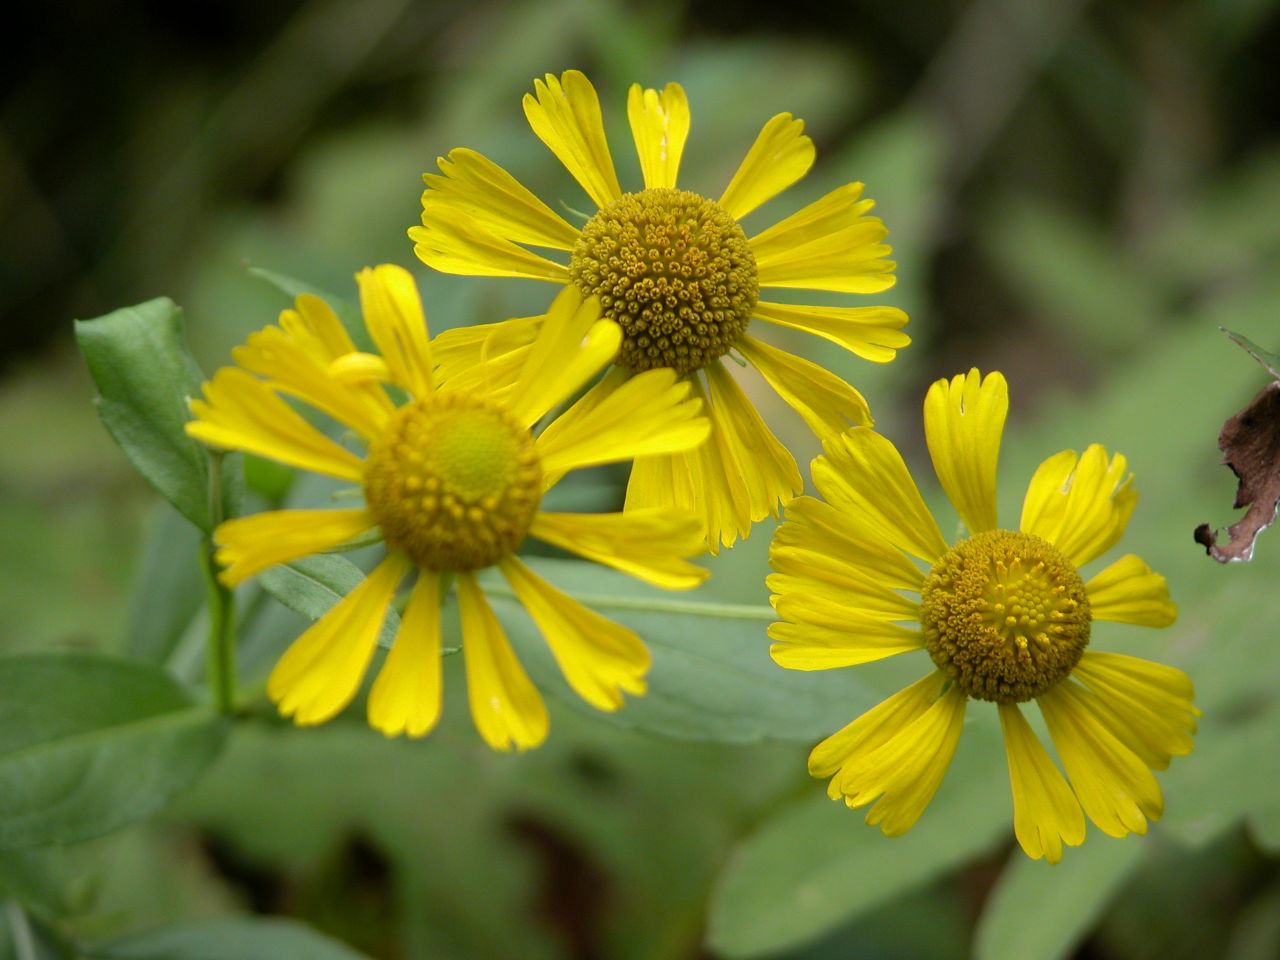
1195 329 1280 562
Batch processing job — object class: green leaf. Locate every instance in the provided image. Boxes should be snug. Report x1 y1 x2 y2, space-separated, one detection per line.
974 837 1146 960
0 850 68 920
84 918 371 960
257 555 400 648
74 298 241 532
1223 326 1280 381
0 652 228 849
705 720 1009 957
120 505 206 664
479 557 875 743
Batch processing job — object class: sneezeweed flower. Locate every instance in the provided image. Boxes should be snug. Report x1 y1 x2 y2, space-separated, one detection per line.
769 369 1198 862
409 69 909 551
185 264 712 750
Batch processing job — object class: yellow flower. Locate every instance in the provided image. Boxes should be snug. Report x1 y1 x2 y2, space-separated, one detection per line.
769 369 1197 862
185 264 711 750
409 70 908 552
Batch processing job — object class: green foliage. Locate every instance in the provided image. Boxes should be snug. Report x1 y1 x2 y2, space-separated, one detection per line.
83 918 371 960
0 652 227 849
74 300 241 533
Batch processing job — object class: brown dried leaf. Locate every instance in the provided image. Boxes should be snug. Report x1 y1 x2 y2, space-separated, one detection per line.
1195 380 1280 562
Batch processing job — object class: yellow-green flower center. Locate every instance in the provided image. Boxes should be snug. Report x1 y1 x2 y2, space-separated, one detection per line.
569 187 759 375
362 394 542 571
920 530 1091 703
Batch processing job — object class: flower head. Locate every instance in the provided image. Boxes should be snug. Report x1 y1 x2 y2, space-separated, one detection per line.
768 369 1197 862
186 265 710 750
409 70 909 552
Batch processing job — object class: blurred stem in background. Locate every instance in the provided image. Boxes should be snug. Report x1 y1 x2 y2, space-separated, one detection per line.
201 450 237 714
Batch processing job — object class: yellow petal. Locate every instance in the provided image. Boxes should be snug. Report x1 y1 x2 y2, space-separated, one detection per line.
923 368 1007 535
500 557 649 712
768 617 924 670
753 301 910 364
432 315 541 398
718 113 815 220
213 508 376 587
355 265 434 398
772 582 918 626
705 361 803 527
737 335 871 437
772 495 925 592
1071 652 1198 770
754 214 895 294
457 572 548 751
1020 445 1139 567
998 702 1085 864
811 427 948 563
1038 681 1163 838
1085 554 1178 627
530 509 707 590
749 182 877 261
409 207 569 282
627 82 690 190
809 672 944 779
186 368 364 483
535 367 709 481
523 70 622 209
507 287 619 427
367 573 443 739
234 297 392 439
422 148 580 249
833 681 967 837
267 553 408 726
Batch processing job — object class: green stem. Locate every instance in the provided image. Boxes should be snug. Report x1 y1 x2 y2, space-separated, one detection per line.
4 901 37 960
481 582 775 621
201 452 237 715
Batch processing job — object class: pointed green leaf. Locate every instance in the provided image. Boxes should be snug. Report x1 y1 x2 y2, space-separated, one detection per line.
74 298 241 532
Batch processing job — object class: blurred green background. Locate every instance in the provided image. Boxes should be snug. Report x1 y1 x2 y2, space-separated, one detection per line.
4 0 1280 957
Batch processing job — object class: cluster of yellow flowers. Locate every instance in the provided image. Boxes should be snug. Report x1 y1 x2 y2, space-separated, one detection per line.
187 71 1196 864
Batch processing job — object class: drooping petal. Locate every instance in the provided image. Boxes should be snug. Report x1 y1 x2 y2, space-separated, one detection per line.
772 584 919 629
431 315 541 398
718 113 815 220
535 367 708 481
213 508 376 587
410 207 569 282
1071 652 1198 770
186 368 364 482
506 287 619 428
1038 681 1163 838
754 215 895 294
811 427 948 563
998 702 1086 864
523 70 622 209
749 183 877 260
267 554 408 726
367 573 443 739
422 148 580 249
627 82 690 190
737 335 872 437
233 297 392 440
355 265 434 398
809 672 945 780
923 368 1008 535
768 617 924 670
530 509 708 590
1020 445 1139 568
753 301 910 364
704 361 803 527
1085 554 1178 627
830 679 968 836
457 572 548 751
772 495 925 592
500 557 649 712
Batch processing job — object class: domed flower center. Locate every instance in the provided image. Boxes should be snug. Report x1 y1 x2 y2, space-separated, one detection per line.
920 530 1091 703
362 394 542 571
569 187 759 375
